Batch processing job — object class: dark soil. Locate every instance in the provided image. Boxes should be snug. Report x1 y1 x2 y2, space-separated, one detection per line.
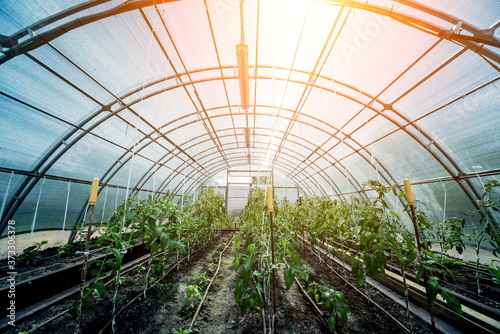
7 232 499 334
296 246 434 334
0 239 107 289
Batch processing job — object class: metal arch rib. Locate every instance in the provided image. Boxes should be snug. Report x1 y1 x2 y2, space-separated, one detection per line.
131 130 347 202
0 68 492 234
0 0 181 65
155 133 346 199
2 0 499 66
159 158 319 200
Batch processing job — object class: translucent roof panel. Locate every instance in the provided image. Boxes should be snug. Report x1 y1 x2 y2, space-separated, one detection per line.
0 0 499 238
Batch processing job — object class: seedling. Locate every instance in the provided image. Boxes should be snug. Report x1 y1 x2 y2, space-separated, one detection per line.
184 284 203 308
19 240 48 265
171 326 192 334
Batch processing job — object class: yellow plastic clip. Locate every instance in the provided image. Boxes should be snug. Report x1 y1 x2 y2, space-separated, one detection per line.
403 178 414 206
89 177 99 206
267 186 273 212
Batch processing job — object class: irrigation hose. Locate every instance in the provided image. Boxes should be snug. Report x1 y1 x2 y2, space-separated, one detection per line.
189 234 235 328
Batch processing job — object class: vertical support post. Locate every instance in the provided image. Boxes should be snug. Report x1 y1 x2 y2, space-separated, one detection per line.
225 169 229 214
0 172 14 221
115 187 119 209
267 185 276 333
29 177 45 247
101 185 108 223
61 181 71 246
404 178 435 330
75 177 99 334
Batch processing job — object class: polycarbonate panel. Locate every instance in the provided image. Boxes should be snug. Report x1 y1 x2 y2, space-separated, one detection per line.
138 141 170 165
289 122 331 144
0 93 70 171
166 122 205 144
393 50 499 119
129 89 195 127
325 8 438 95
415 0 500 28
91 117 141 150
160 0 218 71
0 173 27 219
29 45 116 106
343 153 381 184
468 175 500 225
351 113 399 147
7 179 89 234
410 180 478 228
371 131 448 182
50 11 172 95
194 80 232 110
0 54 100 124
255 79 304 112
419 81 500 174
48 134 126 181
0 1 83 35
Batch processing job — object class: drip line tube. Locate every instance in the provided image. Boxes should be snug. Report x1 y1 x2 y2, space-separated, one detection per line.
190 234 235 327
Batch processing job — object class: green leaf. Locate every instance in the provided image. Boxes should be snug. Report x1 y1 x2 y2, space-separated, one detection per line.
284 268 295 290
441 290 462 314
241 296 251 316
416 262 425 282
151 241 159 254
327 316 337 332
234 255 240 270
154 263 164 275
486 265 500 280
325 298 334 314
94 279 106 296
389 211 399 218
340 306 351 323
427 276 439 304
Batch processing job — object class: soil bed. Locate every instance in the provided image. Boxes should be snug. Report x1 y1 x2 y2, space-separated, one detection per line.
6 234 226 334
296 246 435 334
9 233 479 334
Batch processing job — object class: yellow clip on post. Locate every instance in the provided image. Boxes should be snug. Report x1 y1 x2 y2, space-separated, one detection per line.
89 177 99 206
403 178 414 206
267 186 273 212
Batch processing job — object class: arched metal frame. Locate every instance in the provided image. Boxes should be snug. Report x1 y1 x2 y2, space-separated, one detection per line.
0 0 499 236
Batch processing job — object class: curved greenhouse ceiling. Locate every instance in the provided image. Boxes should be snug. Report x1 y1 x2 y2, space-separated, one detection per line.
1 0 500 238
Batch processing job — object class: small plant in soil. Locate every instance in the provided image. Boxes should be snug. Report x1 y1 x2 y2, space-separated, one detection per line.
184 284 203 308
18 324 38 334
171 326 193 334
19 240 47 265
306 281 350 332
57 243 70 256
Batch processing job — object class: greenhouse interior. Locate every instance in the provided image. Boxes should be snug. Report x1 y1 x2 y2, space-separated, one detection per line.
1 0 500 333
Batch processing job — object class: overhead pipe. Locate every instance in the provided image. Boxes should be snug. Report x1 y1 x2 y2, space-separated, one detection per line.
236 0 249 111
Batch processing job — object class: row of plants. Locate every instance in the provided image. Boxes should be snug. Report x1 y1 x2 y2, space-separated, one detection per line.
234 179 499 333
72 186 230 331
233 187 350 332
290 179 500 332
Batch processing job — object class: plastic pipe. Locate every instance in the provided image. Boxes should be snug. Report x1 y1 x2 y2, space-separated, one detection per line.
89 177 99 206
61 181 71 246
403 178 414 206
75 178 99 334
236 43 249 110
267 186 273 212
